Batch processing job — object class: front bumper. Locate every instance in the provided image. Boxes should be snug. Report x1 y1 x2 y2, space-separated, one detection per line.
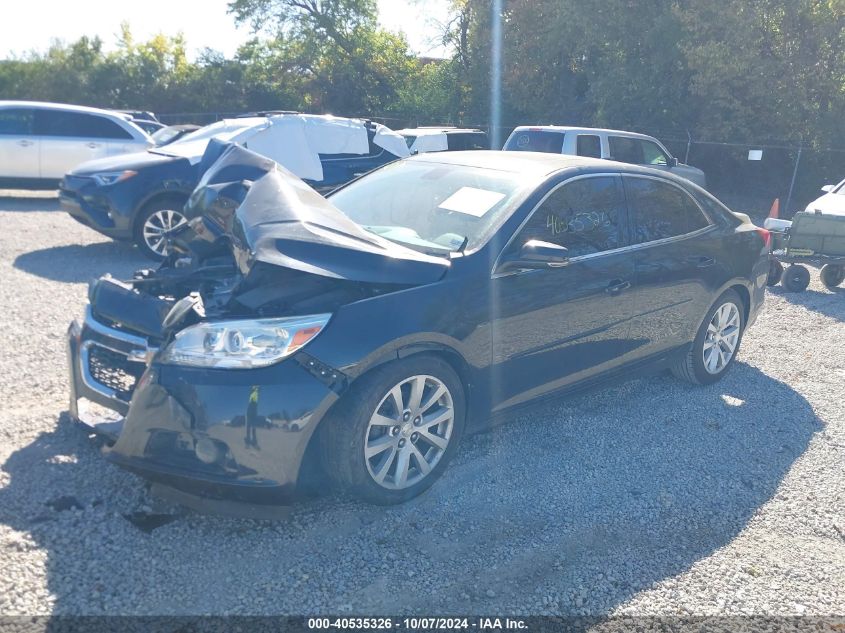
59 176 133 240
67 309 342 502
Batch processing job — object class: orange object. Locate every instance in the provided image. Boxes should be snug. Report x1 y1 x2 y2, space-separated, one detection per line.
768 198 780 219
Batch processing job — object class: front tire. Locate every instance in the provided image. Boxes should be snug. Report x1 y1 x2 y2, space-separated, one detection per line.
320 355 465 505
672 290 745 385
134 197 188 260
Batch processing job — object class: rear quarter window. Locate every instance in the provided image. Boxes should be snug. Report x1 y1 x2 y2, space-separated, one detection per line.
504 130 565 153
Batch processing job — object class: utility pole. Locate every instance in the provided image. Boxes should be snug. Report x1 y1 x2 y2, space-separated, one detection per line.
490 0 503 149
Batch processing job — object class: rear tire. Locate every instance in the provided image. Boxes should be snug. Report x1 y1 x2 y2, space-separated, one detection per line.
781 264 811 292
820 264 845 289
766 259 783 286
320 355 465 505
133 197 188 260
672 289 745 385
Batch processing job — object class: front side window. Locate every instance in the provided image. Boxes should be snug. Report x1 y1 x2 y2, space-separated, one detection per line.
503 130 565 153
35 110 133 139
608 136 642 164
576 135 602 158
511 176 625 258
625 177 710 243
640 140 670 165
0 108 34 135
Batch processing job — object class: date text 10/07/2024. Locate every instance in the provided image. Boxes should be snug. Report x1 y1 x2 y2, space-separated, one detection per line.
307 618 528 630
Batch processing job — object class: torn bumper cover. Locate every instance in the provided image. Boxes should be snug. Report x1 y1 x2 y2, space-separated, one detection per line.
68 309 343 501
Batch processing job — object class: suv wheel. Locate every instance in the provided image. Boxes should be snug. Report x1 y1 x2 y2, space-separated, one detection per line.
321 355 465 505
672 289 745 385
134 198 188 260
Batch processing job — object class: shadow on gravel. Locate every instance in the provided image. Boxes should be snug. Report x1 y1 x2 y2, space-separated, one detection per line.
768 284 845 322
0 193 60 212
13 242 148 283
0 362 823 616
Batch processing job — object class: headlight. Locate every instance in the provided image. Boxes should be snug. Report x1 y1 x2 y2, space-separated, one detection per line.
159 314 331 369
92 170 137 186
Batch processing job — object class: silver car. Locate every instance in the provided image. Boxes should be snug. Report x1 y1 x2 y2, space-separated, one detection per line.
504 125 707 188
0 101 153 187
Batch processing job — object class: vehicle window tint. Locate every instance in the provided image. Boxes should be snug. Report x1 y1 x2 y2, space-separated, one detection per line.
625 177 710 243
503 130 564 153
464 134 488 150
576 135 601 158
35 110 133 139
0 108 34 135
514 176 624 258
608 136 643 164
640 140 669 165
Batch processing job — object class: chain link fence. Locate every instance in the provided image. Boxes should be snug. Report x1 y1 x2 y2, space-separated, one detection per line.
158 111 844 219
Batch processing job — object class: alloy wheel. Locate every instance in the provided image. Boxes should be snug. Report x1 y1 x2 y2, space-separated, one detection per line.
364 374 454 490
702 302 740 374
142 209 187 257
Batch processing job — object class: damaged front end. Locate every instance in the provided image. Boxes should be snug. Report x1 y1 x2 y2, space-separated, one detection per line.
67 143 448 502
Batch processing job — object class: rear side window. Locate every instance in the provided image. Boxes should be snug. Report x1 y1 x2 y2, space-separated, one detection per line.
504 130 564 153
0 108 34 135
34 110 133 139
513 176 625 258
447 133 488 151
576 134 602 158
625 177 710 243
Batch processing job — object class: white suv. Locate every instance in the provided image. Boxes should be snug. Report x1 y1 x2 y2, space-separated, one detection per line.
0 101 153 187
503 125 707 188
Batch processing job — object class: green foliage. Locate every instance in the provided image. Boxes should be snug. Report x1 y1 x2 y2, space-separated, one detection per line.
0 0 842 155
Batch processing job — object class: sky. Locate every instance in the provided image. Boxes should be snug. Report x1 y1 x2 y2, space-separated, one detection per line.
0 0 452 60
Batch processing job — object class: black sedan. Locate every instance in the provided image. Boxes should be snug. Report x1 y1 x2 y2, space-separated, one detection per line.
67 147 769 506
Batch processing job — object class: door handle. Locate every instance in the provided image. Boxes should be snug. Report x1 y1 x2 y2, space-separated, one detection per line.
86 142 101 149
688 256 715 268
605 279 631 295
17 139 33 147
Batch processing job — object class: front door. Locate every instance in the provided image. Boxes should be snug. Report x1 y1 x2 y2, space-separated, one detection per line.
490 174 637 411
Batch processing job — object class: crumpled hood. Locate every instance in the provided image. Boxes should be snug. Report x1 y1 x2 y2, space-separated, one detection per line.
179 143 449 285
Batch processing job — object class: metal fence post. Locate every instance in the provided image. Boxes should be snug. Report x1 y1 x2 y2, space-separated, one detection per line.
684 130 692 164
785 144 803 215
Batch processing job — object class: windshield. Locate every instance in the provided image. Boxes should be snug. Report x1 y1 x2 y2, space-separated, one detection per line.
504 129 565 153
151 126 183 145
329 160 533 253
170 118 266 145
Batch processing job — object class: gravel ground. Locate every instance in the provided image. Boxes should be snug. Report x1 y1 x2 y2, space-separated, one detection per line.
0 190 844 617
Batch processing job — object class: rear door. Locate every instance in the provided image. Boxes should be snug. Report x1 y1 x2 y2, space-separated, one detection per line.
35 109 136 178
490 174 636 411
622 175 722 358
0 107 38 178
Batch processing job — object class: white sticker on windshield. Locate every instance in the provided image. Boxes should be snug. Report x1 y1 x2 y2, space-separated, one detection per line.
438 187 506 217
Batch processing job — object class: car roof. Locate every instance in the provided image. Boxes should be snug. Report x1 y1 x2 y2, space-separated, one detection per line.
511 125 659 142
406 150 696 184
0 100 129 119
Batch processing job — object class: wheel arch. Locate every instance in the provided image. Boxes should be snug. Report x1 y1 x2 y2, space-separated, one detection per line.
132 189 192 233
297 341 476 488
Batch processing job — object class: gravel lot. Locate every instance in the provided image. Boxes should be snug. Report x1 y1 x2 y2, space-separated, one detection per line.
0 190 843 617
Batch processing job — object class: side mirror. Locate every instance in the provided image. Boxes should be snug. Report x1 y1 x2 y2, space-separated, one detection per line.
821 184 835 193
669 156 679 167
499 240 570 272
